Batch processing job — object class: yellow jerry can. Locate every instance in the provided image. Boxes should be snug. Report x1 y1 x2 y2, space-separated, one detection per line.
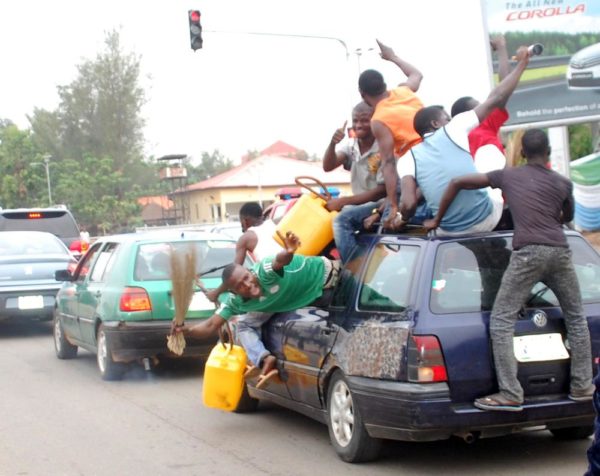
202 323 247 412
275 176 338 256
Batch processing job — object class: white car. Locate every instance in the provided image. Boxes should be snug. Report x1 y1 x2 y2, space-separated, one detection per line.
567 42 600 90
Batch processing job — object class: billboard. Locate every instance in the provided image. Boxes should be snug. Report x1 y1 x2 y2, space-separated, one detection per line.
485 1 600 127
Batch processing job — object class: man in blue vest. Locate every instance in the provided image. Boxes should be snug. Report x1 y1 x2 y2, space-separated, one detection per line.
392 46 530 233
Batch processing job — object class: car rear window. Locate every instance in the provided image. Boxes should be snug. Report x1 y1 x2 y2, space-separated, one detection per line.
0 231 68 256
0 209 79 242
430 235 600 314
134 240 239 281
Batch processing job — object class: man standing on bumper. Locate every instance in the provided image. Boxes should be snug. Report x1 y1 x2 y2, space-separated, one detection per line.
424 128 593 411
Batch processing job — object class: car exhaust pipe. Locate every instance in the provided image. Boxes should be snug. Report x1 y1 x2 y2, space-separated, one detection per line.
454 431 478 444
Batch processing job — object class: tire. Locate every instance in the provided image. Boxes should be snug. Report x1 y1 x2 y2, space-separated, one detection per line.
96 325 125 381
550 425 594 440
233 382 259 414
53 312 78 359
326 370 382 463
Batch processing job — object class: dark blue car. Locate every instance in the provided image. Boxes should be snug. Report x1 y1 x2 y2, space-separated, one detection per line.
233 229 600 463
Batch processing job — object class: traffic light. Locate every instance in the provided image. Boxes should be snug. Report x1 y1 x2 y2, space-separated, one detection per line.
188 10 203 51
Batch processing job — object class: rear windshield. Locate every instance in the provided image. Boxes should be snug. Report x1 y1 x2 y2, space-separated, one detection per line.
430 235 600 314
134 240 240 281
0 232 68 256
0 210 79 239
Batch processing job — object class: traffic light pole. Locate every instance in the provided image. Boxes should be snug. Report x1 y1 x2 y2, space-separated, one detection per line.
204 30 350 59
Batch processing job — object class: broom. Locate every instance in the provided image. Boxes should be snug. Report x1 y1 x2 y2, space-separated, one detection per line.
166 245 197 356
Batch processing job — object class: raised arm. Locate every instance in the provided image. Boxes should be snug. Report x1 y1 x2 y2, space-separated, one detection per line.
273 231 301 271
491 35 510 82
323 120 349 172
474 46 529 122
423 173 491 230
376 39 423 92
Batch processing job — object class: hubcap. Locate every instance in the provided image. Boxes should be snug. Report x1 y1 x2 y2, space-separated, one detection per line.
330 379 354 447
97 331 107 373
54 319 62 352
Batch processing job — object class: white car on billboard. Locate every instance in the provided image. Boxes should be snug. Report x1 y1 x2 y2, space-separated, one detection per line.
567 42 600 90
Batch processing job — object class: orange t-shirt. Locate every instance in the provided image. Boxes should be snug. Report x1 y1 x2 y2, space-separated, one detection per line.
371 85 423 157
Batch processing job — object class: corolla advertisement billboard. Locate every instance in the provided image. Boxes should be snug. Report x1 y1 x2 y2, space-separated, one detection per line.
485 0 600 126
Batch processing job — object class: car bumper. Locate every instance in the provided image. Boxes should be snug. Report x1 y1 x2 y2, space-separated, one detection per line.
347 376 594 441
101 320 217 361
0 290 59 321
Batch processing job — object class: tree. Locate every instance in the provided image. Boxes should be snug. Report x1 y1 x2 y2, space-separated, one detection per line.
185 150 234 183
0 122 46 207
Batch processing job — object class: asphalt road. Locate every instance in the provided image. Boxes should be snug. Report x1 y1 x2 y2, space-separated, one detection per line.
0 320 592 476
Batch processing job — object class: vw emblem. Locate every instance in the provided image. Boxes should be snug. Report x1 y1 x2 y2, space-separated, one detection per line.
532 310 547 328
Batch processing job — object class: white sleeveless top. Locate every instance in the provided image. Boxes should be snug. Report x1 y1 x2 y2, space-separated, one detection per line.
247 219 283 262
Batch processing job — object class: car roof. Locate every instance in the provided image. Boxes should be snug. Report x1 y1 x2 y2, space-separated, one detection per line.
93 229 236 244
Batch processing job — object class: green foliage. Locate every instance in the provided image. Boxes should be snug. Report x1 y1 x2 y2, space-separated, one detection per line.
185 150 234 183
495 31 600 57
569 123 593 161
0 30 234 234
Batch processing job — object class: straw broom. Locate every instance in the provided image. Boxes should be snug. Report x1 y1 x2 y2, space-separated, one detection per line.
166 245 197 356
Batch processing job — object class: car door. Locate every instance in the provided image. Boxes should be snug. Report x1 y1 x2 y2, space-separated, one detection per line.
59 242 102 343
278 245 369 407
78 242 119 344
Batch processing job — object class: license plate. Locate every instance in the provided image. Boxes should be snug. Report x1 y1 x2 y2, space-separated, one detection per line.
572 72 593 79
188 291 215 311
513 333 569 363
18 295 44 310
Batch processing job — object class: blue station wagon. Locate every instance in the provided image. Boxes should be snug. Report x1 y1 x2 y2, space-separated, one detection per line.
233 229 600 462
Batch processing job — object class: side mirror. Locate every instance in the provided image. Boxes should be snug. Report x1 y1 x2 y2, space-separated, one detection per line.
55 269 74 282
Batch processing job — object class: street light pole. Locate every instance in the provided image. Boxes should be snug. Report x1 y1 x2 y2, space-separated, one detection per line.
31 155 53 205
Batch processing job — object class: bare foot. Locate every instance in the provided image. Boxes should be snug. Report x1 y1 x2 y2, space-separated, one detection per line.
261 354 277 375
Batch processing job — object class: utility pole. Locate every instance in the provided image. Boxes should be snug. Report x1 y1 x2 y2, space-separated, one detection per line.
31 155 53 205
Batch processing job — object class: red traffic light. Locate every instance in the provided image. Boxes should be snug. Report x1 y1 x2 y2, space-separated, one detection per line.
190 10 200 23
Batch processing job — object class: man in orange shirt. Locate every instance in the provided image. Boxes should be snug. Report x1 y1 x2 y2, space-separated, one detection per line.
358 39 425 229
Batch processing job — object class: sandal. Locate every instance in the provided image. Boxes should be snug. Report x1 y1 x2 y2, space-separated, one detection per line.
474 393 523 412
244 364 260 379
256 369 279 389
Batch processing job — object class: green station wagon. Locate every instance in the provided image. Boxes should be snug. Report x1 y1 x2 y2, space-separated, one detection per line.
53 230 244 380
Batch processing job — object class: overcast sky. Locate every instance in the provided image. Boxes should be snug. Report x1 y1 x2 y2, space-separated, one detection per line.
1 0 499 163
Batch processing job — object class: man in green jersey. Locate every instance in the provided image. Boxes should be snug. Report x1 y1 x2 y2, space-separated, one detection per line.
176 231 340 386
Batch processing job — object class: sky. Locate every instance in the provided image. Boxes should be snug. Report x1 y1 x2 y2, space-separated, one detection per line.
1 0 500 164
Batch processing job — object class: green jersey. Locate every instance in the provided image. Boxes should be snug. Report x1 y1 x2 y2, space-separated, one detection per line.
216 254 325 320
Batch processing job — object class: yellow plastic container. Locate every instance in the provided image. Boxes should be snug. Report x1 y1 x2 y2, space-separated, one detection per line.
202 325 247 412
275 176 338 256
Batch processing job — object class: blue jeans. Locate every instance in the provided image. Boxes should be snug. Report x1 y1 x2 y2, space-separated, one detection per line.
381 198 432 225
236 312 273 367
332 201 380 263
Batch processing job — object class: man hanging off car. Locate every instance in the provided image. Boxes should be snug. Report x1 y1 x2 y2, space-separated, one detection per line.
172 230 340 388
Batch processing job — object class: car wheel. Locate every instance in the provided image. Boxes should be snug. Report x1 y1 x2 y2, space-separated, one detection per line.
326 370 382 463
53 312 77 359
96 325 125 381
233 382 259 414
550 425 594 440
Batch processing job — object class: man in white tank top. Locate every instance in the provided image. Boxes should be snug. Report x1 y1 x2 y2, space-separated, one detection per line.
206 202 282 303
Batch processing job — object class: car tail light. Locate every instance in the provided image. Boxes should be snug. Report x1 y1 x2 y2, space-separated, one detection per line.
407 335 448 383
119 287 152 312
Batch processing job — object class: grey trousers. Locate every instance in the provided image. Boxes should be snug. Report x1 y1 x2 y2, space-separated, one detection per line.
490 244 592 402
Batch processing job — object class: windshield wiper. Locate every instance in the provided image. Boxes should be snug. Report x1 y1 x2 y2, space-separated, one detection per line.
198 264 228 277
